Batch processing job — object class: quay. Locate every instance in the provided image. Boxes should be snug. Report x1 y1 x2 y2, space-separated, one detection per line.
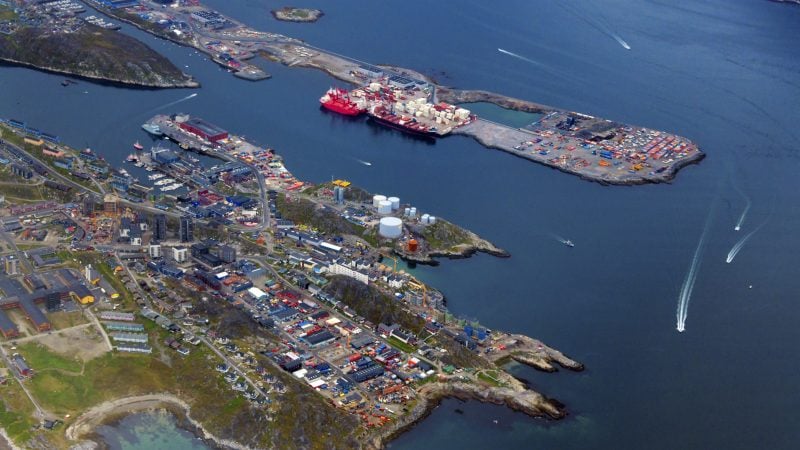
97 0 703 185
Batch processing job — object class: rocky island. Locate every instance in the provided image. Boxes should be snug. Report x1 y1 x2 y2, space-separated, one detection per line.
0 2 196 88
272 6 324 23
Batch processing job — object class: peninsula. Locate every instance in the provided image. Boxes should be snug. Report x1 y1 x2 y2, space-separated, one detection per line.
0 1 196 88
91 0 704 185
272 7 324 23
0 115 581 449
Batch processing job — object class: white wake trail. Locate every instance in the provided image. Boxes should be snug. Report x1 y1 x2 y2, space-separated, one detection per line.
147 93 198 114
726 219 768 263
612 34 631 50
676 207 715 333
498 48 544 67
733 183 751 231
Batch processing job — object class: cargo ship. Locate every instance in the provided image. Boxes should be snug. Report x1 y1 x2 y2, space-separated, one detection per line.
368 105 438 139
320 88 366 116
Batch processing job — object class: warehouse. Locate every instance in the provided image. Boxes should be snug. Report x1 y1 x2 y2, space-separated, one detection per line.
0 310 19 338
179 117 228 142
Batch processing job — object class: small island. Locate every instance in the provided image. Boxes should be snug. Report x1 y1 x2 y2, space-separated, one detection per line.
272 6 324 23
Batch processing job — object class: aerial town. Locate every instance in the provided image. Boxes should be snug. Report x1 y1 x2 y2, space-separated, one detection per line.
0 109 581 448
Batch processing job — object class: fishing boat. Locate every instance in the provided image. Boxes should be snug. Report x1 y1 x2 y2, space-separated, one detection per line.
133 141 144 151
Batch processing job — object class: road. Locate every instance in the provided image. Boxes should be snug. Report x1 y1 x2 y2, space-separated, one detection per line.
0 137 102 197
83 308 113 352
113 252 269 399
0 342 51 421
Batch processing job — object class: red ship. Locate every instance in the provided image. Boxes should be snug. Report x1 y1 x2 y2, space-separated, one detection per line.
367 105 438 139
320 88 366 116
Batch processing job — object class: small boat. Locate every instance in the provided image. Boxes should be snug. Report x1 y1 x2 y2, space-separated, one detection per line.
125 154 138 163
564 240 575 248
133 141 143 151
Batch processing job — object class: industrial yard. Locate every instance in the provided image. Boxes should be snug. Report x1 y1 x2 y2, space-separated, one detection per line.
89 0 703 185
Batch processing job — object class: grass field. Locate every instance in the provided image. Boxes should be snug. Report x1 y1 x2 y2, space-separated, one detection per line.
386 335 417 354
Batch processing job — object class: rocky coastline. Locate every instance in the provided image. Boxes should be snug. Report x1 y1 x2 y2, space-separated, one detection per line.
65 394 248 450
369 378 566 449
0 57 198 89
271 7 324 23
0 27 197 89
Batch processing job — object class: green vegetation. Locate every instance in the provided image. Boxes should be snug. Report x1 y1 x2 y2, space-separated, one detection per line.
48 310 88 330
324 276 425 334
272 7 323 22
0 182 47 202
276 195 359 236
18 343 83 374
57 251 135 307
0 26 194 87
417 220 472 251
0 380 36 445
477 370 502 387
386 335 417 354
0 6 17 22
14 331 360 448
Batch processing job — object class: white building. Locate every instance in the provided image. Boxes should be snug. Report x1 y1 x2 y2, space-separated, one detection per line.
173 246 188 263
328 263 369 285
149 244 162 258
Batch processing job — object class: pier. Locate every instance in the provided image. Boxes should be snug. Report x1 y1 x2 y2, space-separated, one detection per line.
98 1 704 185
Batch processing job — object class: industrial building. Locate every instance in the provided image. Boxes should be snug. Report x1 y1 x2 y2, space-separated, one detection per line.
178 117 228 142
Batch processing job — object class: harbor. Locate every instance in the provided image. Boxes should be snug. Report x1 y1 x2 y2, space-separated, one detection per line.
92 0 704 185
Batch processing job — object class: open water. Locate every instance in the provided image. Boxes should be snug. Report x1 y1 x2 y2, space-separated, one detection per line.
1 0 798 448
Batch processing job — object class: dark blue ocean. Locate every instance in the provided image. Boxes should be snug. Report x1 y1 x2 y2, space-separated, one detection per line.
1 0 799 448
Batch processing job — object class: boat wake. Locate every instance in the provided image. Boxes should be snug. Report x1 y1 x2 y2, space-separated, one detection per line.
727 217 769 263
733 184 751 231
612 33 631 50
147 93 198 114
676 206 715 333
556 2 631 51
498 48 544 67
357 159 372 166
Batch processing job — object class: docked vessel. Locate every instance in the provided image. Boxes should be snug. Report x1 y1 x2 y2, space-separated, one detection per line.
125 154 139 163
320 88 366 116
142 123 162 136
368 105 438 138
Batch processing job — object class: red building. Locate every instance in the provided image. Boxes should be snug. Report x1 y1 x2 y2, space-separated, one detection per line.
178 118 229 142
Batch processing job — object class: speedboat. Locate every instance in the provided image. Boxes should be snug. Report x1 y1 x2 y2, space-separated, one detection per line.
564 240 575 248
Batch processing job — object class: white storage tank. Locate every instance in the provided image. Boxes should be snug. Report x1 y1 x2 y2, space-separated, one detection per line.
379 217 403 238
428 216 436 225
378 200 393 215
388 197 400 210
409 207 417 218
403 207 410 217
373 194 387 207
421 213 430 224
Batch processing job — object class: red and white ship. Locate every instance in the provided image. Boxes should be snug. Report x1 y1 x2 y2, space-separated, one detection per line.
320 88 366 116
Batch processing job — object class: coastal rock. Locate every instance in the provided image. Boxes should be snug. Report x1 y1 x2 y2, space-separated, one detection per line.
367 381 564 449
0 27 197 88
271 7 324 23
